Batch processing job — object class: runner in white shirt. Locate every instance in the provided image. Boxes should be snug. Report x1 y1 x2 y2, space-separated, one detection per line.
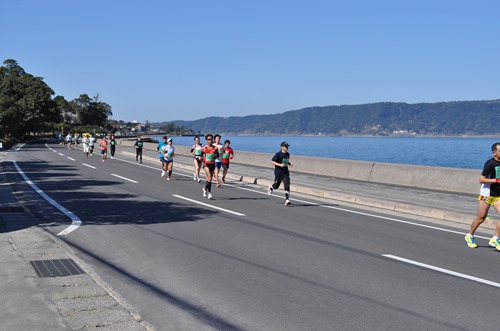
161 138 175 180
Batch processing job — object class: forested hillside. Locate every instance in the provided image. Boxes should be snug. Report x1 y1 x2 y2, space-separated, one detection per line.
171 100 500 135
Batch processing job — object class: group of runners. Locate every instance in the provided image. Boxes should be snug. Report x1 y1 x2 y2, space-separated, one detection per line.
152 134 292 205
68 132 293 205
154 134 237 200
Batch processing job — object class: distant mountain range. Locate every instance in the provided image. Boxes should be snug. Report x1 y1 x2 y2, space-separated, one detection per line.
168 100 500 136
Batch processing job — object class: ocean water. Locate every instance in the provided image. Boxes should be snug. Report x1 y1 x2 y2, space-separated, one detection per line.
153 135 500 170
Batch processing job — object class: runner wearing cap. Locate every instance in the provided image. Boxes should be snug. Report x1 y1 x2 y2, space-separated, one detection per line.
157 136 168 176
191 136 203 182
268 141 293 206
161 138 175 180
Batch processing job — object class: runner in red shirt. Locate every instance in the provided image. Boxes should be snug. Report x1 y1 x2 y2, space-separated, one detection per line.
221 139 234 184
202 134 219 199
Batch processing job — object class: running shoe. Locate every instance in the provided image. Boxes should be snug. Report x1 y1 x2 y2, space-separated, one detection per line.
207 193 213 200
193 173 197 181
488 237 500 250
197 178 201 183
222 177 225 184
161 170 166 177
285 199 291 206
464 235 477 248
267 185 273 196
167 177 172 181
203 188 207 198
216 183 221 187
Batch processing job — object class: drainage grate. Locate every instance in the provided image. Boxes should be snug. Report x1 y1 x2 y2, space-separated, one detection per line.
30 259 86 277
0 206 25 212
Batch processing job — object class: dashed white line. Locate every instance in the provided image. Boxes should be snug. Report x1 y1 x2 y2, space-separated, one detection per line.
82 163 96 169
111 173 138 183
67 157 76 161
12 161 81 236
173 194 246 216
382 254 500 289
58 153 64 156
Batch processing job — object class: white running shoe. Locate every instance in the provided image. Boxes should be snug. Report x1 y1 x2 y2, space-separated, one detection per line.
203 188 207 198
197 178 201 183
285 199 291 206
267 185 273 196
207 193 213 199
193 173 197 180
161 170 166 177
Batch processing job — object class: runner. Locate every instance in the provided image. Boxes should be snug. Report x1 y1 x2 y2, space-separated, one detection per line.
110 134 116 159
213 134 223 187
191 136 203 182
464 142 500 249
81 133 90 158
134 136 144 163
88 134 96 157
202 134 219 199
161 138 175 180
157 136 168 176
66 133 72 149
100 136 108 162
267 141 293 206
221 139 234 184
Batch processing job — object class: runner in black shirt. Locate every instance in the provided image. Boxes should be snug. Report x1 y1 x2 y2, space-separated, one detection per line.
267 141 293 206
465 142 500 249
134 137 143 163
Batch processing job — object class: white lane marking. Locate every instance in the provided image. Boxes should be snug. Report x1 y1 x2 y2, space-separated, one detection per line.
58 153 64 156
12 161 81 236
233 185 490 240
15 143 25 151
383 254 500 289
173 194 246 216
67 157 76 161
111 173 138 183
82 163 97 169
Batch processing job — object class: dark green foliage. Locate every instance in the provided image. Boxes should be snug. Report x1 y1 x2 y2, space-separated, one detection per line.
0 59 60 138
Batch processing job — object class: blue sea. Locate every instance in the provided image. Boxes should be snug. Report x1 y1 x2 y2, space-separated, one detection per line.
153 135 500 170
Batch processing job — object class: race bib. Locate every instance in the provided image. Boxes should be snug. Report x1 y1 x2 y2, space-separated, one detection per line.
206 153 214 162
283 158 289 167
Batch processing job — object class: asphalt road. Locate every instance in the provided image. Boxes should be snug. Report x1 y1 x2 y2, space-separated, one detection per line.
6 141 500 331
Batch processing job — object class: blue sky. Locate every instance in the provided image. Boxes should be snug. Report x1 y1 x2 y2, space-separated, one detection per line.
2 1 499 122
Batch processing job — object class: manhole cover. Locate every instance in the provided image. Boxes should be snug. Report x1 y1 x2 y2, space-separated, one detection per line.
30 259 86 277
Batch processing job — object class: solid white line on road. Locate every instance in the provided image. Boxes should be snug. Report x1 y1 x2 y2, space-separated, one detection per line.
58 153 64 156
12 161 81 236
111 173 138 183
82 163 96 169
173 194 246 216
233 185 490 240
67 157 76 161
382 254 500 289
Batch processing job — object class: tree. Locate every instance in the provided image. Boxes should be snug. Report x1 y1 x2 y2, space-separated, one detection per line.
70 93 112 126
0 59 59 138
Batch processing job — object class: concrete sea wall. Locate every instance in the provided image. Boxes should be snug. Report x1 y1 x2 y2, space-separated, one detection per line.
120 140 480 194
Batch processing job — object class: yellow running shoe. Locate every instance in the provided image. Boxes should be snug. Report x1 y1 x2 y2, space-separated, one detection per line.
488 238 500 250
464 235 477 248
